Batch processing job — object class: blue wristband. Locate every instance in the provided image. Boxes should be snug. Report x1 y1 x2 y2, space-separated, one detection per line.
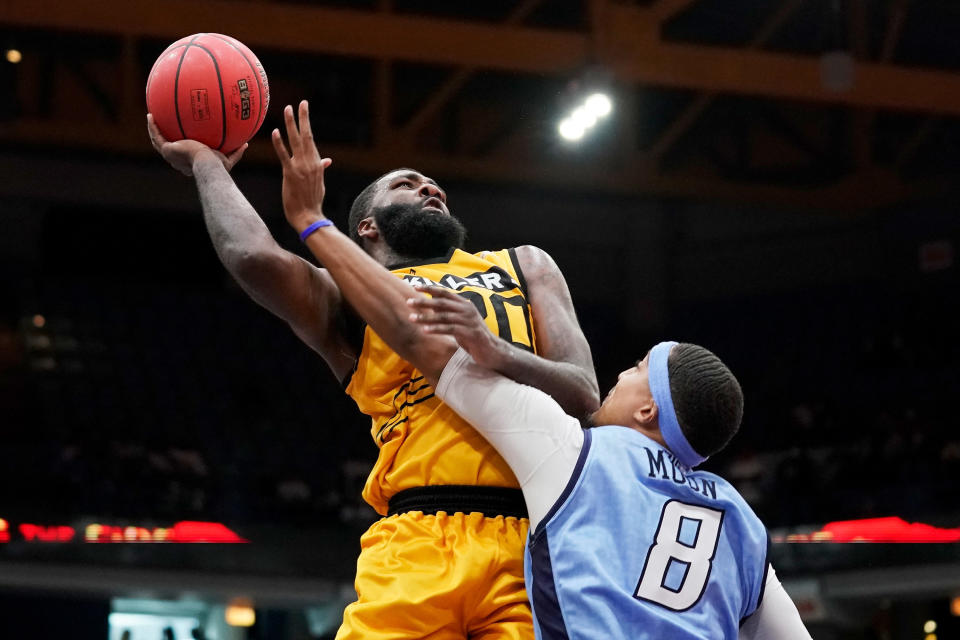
299 219 333 242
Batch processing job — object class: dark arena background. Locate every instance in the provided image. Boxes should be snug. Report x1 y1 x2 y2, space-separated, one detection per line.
1 1 959 638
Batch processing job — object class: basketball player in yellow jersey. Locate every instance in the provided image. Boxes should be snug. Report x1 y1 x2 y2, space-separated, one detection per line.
147 103 598 639
349 247 539 515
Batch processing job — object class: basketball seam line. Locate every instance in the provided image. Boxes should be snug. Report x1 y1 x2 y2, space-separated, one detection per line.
173 36 202 141
203 33 266 136
191 42 228 151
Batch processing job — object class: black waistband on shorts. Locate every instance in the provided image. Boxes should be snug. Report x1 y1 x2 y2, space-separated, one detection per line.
386 485 528 519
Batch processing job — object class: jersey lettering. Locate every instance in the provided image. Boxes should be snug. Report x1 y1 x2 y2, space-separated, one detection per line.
402 269 533 352
403 269 516 293
455 290 533 351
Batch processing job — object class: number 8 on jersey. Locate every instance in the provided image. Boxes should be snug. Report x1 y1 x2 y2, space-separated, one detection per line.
635 500 725 611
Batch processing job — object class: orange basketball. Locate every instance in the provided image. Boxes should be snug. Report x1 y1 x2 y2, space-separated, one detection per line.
146 33 269 153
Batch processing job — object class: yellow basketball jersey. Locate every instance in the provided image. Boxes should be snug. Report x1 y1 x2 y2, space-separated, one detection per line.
346 248 537 515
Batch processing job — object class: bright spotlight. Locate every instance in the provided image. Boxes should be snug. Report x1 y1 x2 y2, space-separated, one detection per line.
924 621 937 633
556 86 613 142
585 93 612 118
570 106 597 129
558 118 585 141
5 49 22 64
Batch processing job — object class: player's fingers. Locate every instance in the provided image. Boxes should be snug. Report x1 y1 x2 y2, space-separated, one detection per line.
413 284 461 301
146 114 166 149
271 129 291 166
420 323 456 335
407 298 465 318
409 309 460 325
297 100 320 159
406 293 454 309
225 143 248 168
282 104 301 155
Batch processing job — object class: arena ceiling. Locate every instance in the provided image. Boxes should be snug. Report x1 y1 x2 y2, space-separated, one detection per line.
1 0 959 209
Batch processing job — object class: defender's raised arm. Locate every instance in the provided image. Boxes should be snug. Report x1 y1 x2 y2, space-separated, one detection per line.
270 101 457 385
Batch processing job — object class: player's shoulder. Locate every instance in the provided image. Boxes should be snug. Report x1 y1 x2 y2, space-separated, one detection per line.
506 246 567 290
693 468 764 523
472 245 554 263
507 245 555 267
473 247 511 261
690 466 739 496
471 247 528 280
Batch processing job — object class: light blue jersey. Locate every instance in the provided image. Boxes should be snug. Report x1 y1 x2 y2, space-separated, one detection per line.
525 426 769 640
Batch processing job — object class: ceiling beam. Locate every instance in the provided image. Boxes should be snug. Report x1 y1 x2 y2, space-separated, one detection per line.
0 117 911 210
860 0 911 169
599 4 960 116
0 0 586 73
398 0 546 142
372 0 394 148
648 0 805 161
3 0 960 116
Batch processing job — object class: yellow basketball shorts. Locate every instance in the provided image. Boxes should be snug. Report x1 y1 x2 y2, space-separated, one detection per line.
336 510 532 640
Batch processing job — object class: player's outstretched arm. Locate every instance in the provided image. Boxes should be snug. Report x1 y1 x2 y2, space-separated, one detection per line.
407 287 585 526
271 101 456 385
408 253 598 420
147 115 357 380
407 254 599 422
496 246 599 420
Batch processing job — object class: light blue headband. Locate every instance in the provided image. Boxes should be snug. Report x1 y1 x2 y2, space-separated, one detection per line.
648 341 707 468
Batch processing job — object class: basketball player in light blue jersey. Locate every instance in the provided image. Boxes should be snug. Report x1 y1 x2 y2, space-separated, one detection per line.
418 329 812 639
269 102 811 640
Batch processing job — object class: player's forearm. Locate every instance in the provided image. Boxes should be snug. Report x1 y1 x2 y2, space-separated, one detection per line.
192 152 282 275
302 225 453 381
485 343 600 420
739 569 812 640
436 349 584 530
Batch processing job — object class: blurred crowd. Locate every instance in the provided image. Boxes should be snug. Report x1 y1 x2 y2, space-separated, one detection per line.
691 284 960 528
0 276 957 530
0 279 371 527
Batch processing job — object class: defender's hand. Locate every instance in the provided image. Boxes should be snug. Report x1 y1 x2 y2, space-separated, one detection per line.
408 285 509 370
147 114 246 176
270 100 333 232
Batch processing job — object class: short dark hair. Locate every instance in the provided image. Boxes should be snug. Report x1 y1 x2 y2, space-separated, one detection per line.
347 168 419 244
668 343 744 458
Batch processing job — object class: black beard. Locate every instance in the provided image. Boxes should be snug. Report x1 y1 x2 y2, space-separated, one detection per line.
372 202 467 260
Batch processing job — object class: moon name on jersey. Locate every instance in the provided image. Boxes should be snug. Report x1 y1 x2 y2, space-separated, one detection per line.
645 447 718 500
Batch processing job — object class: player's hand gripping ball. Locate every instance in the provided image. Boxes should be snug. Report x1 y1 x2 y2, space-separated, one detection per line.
146 33 269 153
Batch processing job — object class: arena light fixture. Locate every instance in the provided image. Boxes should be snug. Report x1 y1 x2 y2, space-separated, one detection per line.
924 621 937 633
585 93 613 118
5 49 22 64
558 118 586 141
557 91 613 143
570 106 597 129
